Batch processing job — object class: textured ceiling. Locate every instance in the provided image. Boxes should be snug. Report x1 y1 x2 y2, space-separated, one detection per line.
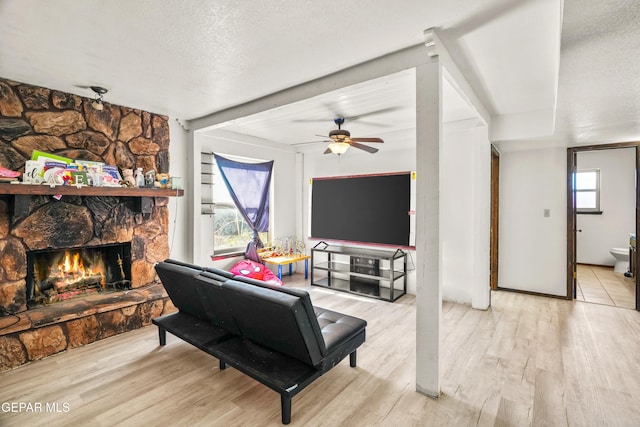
0 0 637 149
497 0 640 150
555 0 640 145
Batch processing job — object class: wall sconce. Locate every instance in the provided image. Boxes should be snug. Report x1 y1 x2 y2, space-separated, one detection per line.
90 86 108 111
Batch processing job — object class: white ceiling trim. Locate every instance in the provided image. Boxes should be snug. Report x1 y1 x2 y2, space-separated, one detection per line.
200 129 297 154
426 28 490 125
491 108 558 142
190 44 430 132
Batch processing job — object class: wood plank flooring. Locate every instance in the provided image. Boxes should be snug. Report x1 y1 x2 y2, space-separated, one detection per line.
576 264 636 309
2 275 640 426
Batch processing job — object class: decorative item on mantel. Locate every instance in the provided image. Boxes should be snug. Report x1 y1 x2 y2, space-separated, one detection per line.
0 165 21 182
7 150 180 190
121 168 136 187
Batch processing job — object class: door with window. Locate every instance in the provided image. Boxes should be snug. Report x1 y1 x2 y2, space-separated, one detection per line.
567 144 639 311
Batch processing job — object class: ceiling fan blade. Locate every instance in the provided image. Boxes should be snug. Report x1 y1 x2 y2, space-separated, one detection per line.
323 148 333 155
350 142 379 154
348 106 402 121
291 140 330 146
291 102 346 123
292 118 333 123
351 137 384 143
348 120 391 128
293 105 401 124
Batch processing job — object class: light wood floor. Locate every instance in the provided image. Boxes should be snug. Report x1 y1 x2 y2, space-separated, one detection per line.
2 275 640 426
576 264 636 309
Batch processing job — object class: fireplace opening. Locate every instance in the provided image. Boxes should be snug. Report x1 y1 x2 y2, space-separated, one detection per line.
26 243 132 309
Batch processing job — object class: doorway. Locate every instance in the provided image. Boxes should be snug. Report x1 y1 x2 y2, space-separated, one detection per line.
490 145 499 290
567 143 640 310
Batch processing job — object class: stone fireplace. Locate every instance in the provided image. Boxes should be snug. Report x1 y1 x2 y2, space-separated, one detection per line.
0 78 178 371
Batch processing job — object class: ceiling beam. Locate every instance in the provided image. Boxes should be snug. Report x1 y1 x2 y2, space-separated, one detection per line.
190 44 431 132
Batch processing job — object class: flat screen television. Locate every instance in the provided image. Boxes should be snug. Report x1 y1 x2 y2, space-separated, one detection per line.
310 172 414 247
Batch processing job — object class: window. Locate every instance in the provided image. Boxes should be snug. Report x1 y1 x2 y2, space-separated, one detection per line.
204 153 270 255
575 169 601 213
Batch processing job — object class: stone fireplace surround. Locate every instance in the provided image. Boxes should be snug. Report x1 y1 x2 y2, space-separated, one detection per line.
0 78 177 371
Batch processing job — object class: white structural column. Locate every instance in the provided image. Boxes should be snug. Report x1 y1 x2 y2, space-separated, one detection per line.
471 125 491 310
415 36 442 397
187 127 198 263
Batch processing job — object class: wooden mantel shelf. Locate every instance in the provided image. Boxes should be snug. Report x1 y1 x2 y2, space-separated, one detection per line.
0 183 184 215
0 183 184 197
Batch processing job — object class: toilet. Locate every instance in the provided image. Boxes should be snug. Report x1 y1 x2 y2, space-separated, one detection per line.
610 247 630 273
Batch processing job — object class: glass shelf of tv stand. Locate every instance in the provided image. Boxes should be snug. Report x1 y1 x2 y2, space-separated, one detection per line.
312 276 405 301
310 242 407 302
312 261 405 280
311 244 407 260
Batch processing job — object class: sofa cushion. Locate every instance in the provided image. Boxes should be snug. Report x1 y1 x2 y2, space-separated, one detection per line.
164 258 204 271
155 262 209 320
194 272 240 333
219 279 325 366
204 266 235 279
199 270 231 284
228 276 326 354
314 307 367 351
163 258 234 280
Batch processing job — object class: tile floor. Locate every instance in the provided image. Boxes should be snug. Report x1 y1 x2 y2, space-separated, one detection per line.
576 264 636 309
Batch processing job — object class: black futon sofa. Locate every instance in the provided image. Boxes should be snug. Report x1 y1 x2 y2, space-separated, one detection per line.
152 259 367 424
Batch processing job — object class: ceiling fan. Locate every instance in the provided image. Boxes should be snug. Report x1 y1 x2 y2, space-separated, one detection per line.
316 118 384 155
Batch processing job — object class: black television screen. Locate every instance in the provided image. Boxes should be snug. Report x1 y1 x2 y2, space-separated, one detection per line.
311 172 412 247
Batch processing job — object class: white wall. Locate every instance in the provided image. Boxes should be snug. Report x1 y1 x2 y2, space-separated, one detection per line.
167 119 190 262
576 148 635 266
499 146 567 296
196 133 298 269
441 127 475 304
441 125 491 306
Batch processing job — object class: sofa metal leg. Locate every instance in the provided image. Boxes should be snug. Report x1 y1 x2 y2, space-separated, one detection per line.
350 350 357 367
158 328 166 346
219 360 226 370
281 394 292 424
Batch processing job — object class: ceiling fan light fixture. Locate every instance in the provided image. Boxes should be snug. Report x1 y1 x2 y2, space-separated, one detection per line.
329 129 350 139
328 141 350 155
91 97 104 111
90 86 108 111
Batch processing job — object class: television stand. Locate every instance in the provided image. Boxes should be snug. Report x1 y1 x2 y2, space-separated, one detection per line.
310 242 407 302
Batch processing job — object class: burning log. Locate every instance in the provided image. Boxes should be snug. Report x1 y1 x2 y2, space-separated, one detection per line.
56 287 100 302
50 274 104 293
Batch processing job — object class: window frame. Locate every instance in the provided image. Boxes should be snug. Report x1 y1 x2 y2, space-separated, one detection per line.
575 168 602 214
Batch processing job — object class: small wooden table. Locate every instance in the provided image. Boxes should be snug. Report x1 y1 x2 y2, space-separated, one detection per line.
262 254 311 280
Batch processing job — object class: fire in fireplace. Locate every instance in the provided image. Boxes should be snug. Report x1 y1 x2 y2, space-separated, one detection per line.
26 243 132 308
